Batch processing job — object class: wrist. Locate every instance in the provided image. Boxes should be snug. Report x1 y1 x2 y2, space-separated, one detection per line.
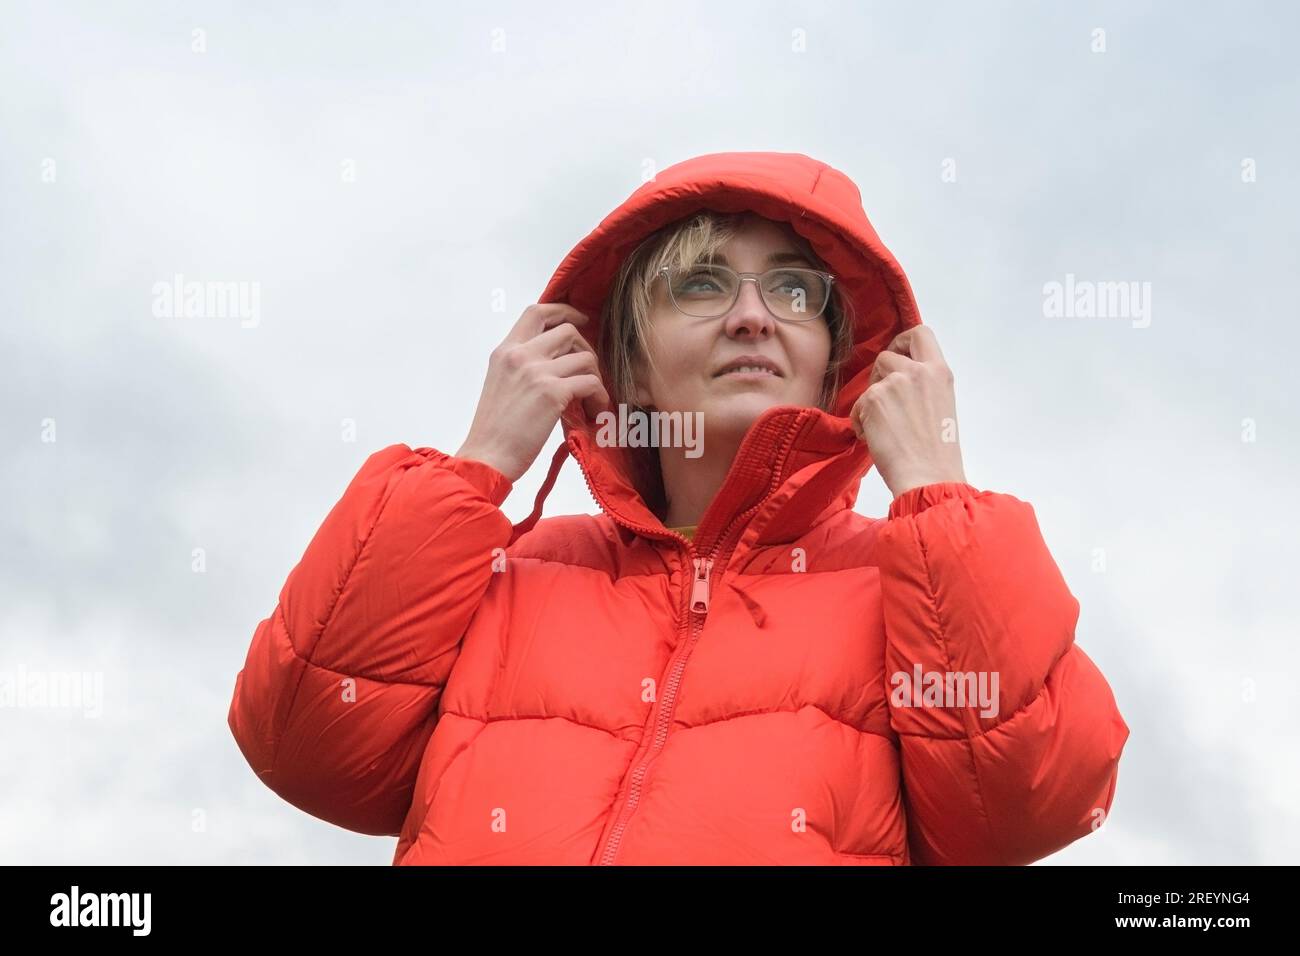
887 470 969 500
454 442 520 484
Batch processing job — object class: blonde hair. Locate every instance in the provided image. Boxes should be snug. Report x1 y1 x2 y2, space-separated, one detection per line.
599 210 855 416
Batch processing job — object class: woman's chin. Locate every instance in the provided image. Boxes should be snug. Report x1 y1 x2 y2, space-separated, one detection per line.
702 395 789 435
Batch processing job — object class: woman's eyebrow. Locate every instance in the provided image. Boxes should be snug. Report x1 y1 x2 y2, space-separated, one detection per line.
711 251 815 268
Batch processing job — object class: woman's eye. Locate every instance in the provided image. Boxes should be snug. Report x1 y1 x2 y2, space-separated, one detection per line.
768 272 808 296
679 270 726 293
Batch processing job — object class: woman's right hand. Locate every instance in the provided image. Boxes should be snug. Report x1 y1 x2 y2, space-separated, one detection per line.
455 303 611 484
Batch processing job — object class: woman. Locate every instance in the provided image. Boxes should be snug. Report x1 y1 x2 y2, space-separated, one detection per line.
228 151 1129 865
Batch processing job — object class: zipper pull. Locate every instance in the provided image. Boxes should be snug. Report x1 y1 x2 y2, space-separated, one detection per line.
690 556 714 614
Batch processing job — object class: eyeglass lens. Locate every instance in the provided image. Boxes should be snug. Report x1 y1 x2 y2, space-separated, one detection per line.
665 265 830 321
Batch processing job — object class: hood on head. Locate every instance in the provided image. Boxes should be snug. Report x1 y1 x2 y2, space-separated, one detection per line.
510 151 924 543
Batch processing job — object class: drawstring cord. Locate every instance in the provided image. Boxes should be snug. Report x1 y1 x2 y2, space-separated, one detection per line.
507 439 570 546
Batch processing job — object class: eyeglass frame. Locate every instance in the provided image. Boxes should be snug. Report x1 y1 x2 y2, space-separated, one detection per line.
652 263 837 323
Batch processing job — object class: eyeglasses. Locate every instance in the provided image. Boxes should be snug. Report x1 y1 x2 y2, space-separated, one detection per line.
654 264 835 322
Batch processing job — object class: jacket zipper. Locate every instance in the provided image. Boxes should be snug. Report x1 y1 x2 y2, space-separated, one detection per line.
597 507 761 865
689 555 714 613
596 548 719 864
563 433 790 865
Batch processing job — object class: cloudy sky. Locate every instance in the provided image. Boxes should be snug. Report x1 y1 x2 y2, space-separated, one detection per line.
2 1 1297 865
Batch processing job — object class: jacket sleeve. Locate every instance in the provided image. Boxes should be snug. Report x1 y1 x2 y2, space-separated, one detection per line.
227 443 514 836
875 480 1129 865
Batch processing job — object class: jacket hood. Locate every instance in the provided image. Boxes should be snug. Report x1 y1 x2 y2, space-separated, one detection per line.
508 151 923 547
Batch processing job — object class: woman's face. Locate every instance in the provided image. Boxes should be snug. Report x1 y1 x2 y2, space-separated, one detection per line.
633 215 833 447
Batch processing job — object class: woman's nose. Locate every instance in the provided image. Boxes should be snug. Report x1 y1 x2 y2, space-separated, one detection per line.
721 280 775 339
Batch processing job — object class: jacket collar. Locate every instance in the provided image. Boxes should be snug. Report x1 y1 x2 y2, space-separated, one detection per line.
509 401 872 554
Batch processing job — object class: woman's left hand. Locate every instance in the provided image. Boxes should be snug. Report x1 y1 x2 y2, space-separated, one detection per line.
849 326 969 499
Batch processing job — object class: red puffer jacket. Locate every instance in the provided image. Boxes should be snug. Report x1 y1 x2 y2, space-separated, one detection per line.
228 151 1129 865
